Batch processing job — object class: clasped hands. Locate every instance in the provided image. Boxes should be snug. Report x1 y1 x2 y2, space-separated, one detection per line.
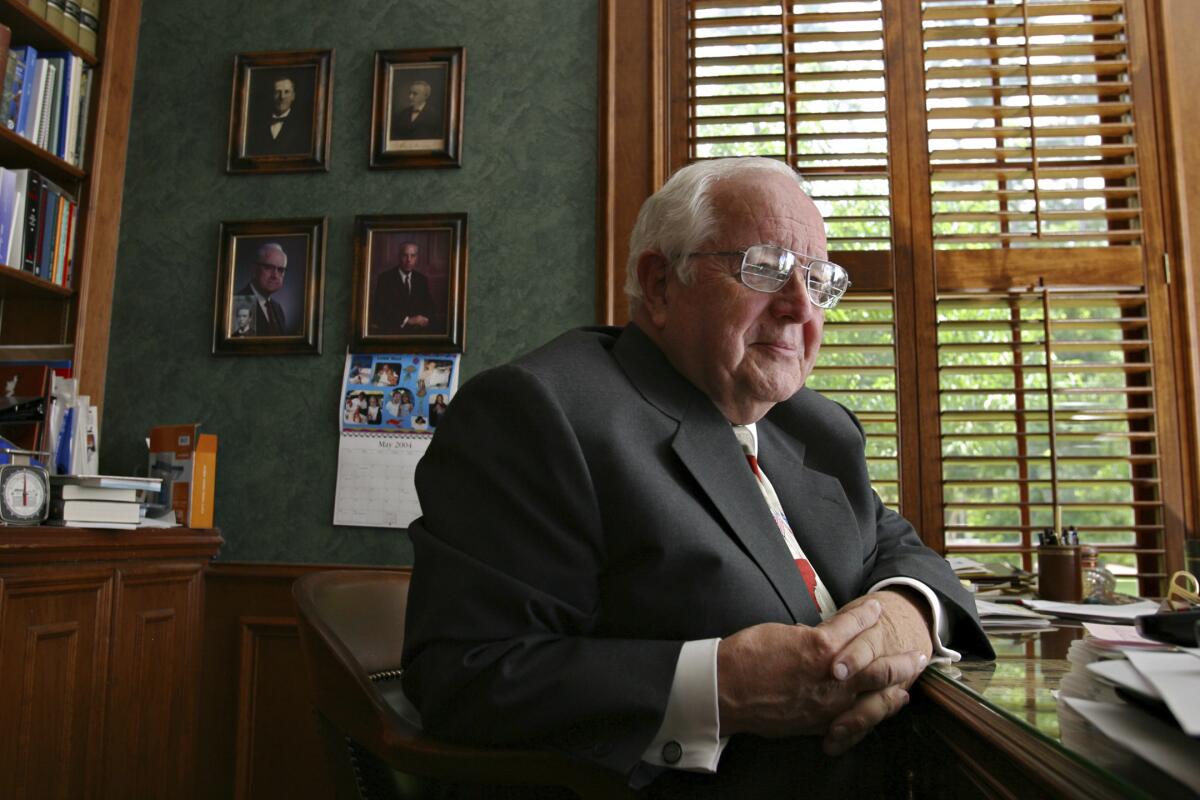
716 590 934 757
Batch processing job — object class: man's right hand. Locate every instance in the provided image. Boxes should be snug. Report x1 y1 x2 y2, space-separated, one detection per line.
408 315 430 327
716 600 926 747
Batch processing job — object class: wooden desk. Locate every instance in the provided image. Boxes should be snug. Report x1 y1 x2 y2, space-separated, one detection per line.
0 526 221 800
911 626 1191 799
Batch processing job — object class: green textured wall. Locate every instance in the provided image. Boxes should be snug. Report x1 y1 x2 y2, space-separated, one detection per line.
100 1 598 563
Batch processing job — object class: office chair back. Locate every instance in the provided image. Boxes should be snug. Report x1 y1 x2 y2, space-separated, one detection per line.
292 569 633 800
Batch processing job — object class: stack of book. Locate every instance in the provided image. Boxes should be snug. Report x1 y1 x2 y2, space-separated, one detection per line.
0 167 79 284
47 474 162 529
0 44 94 165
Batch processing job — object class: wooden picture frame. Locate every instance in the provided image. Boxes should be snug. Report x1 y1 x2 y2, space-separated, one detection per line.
370 47 465 169
227 49 335 173
351 213 468 352
212 218 326 355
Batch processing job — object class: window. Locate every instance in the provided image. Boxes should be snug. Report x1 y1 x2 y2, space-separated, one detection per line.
670 0 1179 593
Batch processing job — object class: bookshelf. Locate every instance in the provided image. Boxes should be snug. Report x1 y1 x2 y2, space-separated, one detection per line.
0 0 140 410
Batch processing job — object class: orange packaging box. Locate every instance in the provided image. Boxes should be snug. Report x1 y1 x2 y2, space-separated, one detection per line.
148 424 218 527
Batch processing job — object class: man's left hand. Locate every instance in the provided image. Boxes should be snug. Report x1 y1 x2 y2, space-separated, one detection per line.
818 589 935 755
830 589 934 685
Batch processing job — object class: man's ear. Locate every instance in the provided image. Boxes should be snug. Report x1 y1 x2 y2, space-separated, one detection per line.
634 250 671 328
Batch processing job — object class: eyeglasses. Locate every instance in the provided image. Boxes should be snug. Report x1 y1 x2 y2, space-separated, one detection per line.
257 263 287 275
687 244 850 309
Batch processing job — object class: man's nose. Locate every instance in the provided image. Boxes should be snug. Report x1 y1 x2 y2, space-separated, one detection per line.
769 271 817 321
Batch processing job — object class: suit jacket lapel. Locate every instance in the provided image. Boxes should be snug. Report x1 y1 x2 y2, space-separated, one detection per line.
757 422 861 608
613 325 816 624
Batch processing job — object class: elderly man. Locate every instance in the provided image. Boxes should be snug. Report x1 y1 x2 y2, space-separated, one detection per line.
235 242 292 336
401 157 991 795
369 242 436 334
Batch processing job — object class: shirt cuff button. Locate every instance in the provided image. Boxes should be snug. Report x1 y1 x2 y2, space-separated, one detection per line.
661 740 683 764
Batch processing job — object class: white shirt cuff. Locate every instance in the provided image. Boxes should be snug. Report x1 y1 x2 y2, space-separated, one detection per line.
641 638 728 772
869 577 961 664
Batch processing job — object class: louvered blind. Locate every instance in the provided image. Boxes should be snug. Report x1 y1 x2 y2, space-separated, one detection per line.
921 0 1141 249
691 0 892 250
689 1 901 510
807 296 901 508
938 290 1162 593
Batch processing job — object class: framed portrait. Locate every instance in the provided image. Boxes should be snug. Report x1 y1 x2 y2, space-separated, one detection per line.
227 49 334 173
351 213 468 352
212 218 327 355
369 47 465 169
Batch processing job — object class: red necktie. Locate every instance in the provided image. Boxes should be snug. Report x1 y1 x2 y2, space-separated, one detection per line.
733 425 835 618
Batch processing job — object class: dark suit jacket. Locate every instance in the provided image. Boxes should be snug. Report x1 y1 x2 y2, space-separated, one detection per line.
390 103 443 140
369 267 435 334
401 324 992 785
245 112 310 156
235 284 289 336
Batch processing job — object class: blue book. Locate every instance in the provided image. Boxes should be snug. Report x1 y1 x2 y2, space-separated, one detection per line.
11 46 37 139
55 405 74 475
37 182 60 279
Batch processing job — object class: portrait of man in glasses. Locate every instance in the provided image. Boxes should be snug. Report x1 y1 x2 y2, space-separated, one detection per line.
231 238 305 337
402 157 990 795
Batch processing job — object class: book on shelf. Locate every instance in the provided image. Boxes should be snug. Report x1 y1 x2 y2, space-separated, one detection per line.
28 0 48 20
62 0 81 43
0 23 11 88
77 0 99 56
0 167 15 262
49 497 141 524
10 45 36 138
44 519 138 530
45 0 66 34
2 48 25 132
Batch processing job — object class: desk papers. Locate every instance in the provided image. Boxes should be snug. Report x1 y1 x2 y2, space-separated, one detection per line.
1123 650 1200 737
1022 599 1161 623
1062 697 1200 794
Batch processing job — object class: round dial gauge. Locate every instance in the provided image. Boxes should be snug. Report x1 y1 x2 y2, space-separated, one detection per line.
1 466 50 523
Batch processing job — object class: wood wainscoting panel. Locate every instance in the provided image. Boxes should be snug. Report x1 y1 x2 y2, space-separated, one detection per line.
104 563 204 800
0 569 112 800
233 616 315 800
200 564 342 800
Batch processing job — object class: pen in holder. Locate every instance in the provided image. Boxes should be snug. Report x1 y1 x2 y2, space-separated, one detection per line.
1037 544 1082 602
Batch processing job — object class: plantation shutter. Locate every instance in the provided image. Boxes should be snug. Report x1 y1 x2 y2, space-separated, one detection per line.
683 0 1178 590
690 0 903 510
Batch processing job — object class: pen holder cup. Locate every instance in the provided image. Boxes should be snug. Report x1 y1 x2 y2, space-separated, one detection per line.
1037 546 1082 602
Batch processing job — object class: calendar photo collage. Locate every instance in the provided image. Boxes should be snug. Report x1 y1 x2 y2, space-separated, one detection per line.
341 353 457 434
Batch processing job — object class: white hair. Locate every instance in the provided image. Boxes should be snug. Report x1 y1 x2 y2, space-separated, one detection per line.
256 242 287 267
624 157 804 313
